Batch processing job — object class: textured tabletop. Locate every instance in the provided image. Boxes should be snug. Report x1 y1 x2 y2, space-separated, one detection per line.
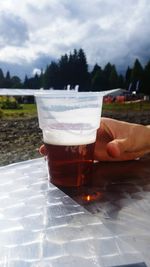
0 156 150 267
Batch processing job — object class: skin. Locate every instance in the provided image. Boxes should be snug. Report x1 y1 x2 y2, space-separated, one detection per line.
94 117 150 161
39 117 150 162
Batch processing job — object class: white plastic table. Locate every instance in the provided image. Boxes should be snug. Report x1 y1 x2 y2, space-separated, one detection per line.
0 156 149 267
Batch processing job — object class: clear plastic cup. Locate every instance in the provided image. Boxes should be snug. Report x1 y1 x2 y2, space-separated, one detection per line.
35 91 103 187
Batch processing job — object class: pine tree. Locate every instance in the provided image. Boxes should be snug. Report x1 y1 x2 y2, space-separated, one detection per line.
43 62 60 89
0 68 4 88
91 64 101 79
11 76 22 88
4 71 12 88
109 65 118 89
118 74 125 88
91 67 106 91
59 54 69 87
142 61 150 95
23 75 29 88
131 59 143 92
77 48 89 91
68 49 79 86
103 63 113 89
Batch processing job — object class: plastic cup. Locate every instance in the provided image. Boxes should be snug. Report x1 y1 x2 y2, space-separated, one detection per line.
35 91 103 187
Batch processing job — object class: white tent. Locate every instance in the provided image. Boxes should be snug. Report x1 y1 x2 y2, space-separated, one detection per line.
0 88 121 96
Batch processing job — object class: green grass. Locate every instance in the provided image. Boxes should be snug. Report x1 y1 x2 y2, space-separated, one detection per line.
0 100 150 119
1 104 38 118
102 101 150 112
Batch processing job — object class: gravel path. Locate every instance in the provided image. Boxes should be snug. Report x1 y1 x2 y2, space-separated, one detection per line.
0 110 150 166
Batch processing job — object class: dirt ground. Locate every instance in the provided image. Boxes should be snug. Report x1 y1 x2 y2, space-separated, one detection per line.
0 110 150 166
0 117 42 166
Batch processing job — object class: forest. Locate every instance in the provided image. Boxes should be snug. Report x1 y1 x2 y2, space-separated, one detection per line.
0 48 150 95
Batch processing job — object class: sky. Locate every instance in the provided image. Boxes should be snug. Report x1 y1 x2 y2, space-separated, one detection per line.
0 0 150 79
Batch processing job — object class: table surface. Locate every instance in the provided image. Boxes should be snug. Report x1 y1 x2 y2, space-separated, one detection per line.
0 155 150 267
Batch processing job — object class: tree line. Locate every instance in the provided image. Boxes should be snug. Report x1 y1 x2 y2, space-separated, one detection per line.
0 48 150 95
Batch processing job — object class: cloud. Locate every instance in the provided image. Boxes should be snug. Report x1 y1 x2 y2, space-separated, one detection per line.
0 11 29 47
32 68 41 76
0 0 150 78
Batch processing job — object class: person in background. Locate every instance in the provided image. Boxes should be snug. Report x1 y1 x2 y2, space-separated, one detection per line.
39 118 150 161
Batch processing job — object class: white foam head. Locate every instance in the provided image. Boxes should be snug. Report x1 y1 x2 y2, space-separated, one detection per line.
35 92 103 146
43 129 97 145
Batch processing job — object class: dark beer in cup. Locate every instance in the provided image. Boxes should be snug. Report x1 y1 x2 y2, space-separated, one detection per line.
45 142 95 187
35 91 103 187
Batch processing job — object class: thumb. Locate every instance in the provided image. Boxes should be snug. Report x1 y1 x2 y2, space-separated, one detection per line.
106 138 129 158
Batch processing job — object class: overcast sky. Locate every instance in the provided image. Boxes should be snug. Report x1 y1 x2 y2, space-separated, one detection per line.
0 0 150 79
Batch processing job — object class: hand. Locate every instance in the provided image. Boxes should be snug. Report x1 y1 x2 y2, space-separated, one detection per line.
94 117 150 161
39 117 150 162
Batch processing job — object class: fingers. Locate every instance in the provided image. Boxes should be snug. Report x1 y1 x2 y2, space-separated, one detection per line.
39 144 47 156
106 138 145 161
106 141 121 158
107 138 129 158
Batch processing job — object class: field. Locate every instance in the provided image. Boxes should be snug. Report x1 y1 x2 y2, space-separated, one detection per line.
0 100 150 119
103 100 150 112
0 100 150 167
0 103 38 118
